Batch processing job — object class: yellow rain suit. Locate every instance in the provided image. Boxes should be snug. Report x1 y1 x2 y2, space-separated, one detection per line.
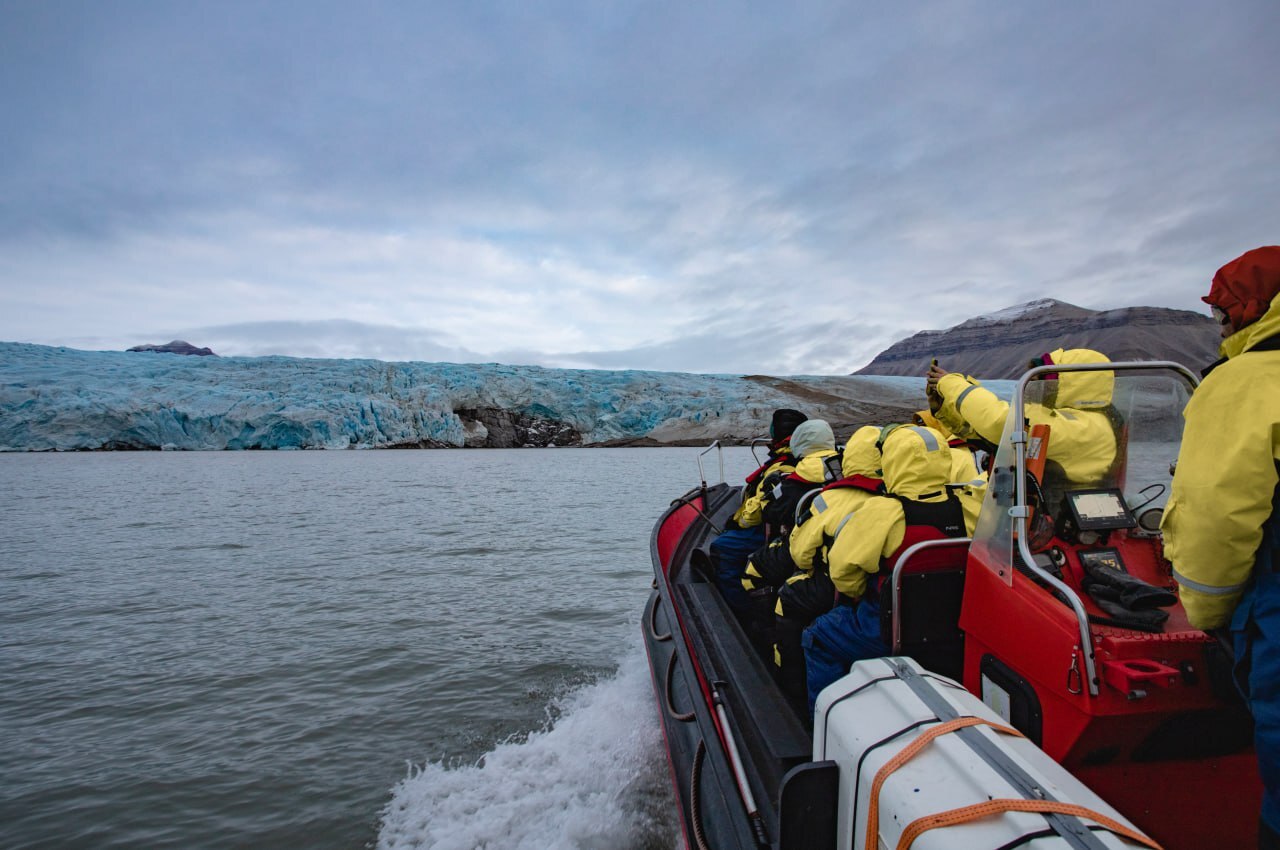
825 426 967 601
915 409 988 531
733 447 796 529
788 426 883 572
1164 299 1280 630
934 348 1117 486
741 421 840 591
759 420 839 535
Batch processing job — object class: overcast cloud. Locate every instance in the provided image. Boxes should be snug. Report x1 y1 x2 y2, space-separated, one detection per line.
1 1 1276 374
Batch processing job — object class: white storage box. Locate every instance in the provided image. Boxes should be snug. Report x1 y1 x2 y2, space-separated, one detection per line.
813 657 1157 850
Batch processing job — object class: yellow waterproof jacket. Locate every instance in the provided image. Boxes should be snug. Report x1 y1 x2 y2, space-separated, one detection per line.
948 442 989 533
935 348 1117 485
826 426 954 599
734 450 796 527
789 426 882 572
916 408 987 529
1164 301 1280 629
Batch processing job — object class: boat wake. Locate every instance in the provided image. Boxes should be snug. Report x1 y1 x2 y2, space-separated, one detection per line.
376 647 679 850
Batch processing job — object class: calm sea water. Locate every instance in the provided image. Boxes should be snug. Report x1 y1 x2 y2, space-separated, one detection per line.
0 447 760 850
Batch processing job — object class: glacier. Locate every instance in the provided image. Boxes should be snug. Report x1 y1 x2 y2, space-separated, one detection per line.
0 342 958 452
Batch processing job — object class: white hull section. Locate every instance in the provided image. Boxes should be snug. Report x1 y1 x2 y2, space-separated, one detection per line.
814 657 1156 850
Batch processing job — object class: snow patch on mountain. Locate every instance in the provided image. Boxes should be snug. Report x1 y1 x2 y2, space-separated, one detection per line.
961 299 1065 327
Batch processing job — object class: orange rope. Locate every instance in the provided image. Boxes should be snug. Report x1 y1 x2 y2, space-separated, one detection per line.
864 717 1022 850
895 799 1163 850
860 715 1160 850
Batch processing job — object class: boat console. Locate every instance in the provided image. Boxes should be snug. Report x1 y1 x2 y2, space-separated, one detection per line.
959 361 1260 849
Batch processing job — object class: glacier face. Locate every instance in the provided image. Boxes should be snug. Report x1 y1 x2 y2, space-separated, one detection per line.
0 343 943 451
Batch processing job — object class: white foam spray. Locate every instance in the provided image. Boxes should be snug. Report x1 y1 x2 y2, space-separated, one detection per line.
376 647 681 850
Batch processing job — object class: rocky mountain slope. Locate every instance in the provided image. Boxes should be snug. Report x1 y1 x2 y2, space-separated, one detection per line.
856 299 1219 379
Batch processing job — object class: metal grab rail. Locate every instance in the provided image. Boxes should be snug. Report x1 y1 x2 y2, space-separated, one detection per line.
890 537 973 653
1010 360 1199 698
696 440 725 487
794 486 825 528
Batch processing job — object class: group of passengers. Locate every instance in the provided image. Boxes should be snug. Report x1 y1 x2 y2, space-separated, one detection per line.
711 346 1124 715
706 245 1280 848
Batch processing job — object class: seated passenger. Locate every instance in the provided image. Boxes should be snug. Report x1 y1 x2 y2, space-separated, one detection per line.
913 408 987 532
927 348 1118 488
735 419 840 654
802 425 969 713
740 419 842 592
711 409 807 617
772 425 884 707
760 419 842 538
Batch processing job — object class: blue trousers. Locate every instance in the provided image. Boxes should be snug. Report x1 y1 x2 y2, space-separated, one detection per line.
1234 571 1280 832
710 526 765 617
802 598 889 715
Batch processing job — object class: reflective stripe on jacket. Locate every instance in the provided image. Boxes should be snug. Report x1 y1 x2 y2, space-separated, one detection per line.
788 478 882 572
1164 300 1280 629
734 452 796 527
825 426 953 599
935 349 1117 486
788 425 884 572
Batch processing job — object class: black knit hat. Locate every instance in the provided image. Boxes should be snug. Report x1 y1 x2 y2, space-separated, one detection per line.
770 408 807 441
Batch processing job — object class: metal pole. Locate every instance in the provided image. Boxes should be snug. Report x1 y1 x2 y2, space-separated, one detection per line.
711 684 769 847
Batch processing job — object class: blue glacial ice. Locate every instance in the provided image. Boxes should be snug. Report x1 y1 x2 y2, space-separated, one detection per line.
0 342 958 451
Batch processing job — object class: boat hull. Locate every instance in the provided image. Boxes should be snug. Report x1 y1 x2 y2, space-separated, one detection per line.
642 483 813 849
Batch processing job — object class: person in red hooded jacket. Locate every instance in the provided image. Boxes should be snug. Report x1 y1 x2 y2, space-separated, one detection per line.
1162 246 1280 849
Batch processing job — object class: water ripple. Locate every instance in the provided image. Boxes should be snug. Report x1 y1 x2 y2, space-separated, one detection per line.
0 447 760 849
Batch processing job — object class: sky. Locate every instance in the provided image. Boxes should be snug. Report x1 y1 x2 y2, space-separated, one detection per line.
1 1 1277 375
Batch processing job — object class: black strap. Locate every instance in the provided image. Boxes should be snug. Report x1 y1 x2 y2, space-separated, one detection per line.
893 492 967 538
1202 330 1280 377
885 660 1110 850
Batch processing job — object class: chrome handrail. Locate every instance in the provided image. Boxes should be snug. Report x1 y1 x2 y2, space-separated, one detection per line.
1010 360 1199 697
794 487 825 528
749 436 770 467
890 538 973 653
697 440 725 486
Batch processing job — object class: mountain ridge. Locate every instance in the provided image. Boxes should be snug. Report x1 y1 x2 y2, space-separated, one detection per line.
856 300 1218 379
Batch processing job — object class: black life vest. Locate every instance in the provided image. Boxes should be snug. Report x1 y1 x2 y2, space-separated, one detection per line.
866 492 968 595
1202 331 1280 378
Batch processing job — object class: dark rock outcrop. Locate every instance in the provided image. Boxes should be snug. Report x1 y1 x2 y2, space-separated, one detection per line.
127 340 217 356
857 300 1219 379
454 407 583 448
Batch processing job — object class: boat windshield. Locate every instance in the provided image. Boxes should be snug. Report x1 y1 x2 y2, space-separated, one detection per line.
971 365 1196 583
